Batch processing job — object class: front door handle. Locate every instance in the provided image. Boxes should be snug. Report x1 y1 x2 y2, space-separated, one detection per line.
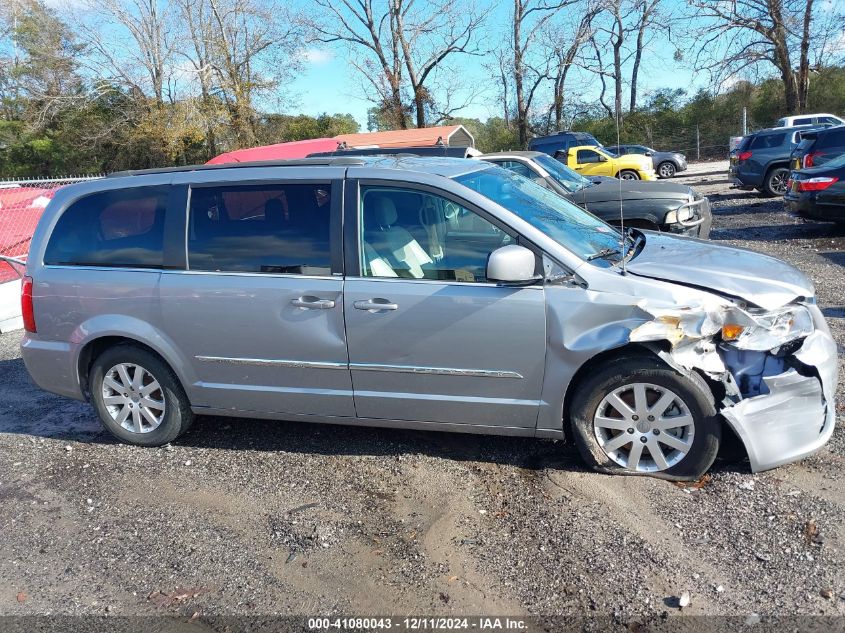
291 296 336 310
354 299 399 312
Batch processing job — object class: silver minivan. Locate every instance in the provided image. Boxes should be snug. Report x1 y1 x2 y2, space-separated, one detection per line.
20 157 838 480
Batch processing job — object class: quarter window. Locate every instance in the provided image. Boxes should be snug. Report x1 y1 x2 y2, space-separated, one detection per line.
359 186 514 283
188 183 332 275
44 186 168 268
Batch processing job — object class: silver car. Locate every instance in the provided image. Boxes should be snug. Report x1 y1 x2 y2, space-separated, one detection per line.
20 157 837 480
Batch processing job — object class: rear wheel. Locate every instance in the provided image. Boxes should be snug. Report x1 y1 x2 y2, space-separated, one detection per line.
569 357 721 480
90 345 193 446
618 170 640 180
763 166 790 197
657 161 676 178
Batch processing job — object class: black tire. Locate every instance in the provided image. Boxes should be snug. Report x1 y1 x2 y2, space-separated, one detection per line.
618 170 640 180
569 356 721 481
89 345 194 446
762 166 790 197
657 161 677 178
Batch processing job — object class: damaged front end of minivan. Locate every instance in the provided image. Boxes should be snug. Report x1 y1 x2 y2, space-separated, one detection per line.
627 296 837 472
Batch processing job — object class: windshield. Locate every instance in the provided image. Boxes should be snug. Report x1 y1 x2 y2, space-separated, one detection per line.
454 166 622 266
533 154 593 192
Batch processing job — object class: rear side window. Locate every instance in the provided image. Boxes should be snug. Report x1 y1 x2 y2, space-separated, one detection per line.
188 183 331 275
44 186 168 268
750 133 786 149
794 117 814 126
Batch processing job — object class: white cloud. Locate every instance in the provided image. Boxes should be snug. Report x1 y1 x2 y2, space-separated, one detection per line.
299 48 335 65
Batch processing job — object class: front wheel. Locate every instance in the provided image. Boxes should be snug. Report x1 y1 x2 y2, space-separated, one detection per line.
569 357 721 480
657 161 677 178
618 170 640 180
763 166 790 197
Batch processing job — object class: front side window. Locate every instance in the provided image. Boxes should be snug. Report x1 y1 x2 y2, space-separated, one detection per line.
188 183 331 275
359 185 514 283
44 186 168 268
454 166 621 267
577 149 603 163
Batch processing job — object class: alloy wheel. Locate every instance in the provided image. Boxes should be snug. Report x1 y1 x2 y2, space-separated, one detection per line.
769 169 789 195
658 162 676 178
101 363 166 433
593 382 695 472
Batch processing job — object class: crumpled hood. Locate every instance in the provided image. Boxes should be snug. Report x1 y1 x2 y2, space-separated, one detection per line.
625 232 815 310
580 180 692 204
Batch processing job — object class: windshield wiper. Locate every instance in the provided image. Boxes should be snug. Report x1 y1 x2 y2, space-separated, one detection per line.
586 247 621 261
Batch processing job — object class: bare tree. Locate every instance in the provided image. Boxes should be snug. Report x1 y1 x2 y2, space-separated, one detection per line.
306 0 485 129
628 0 664 111
547 7 599 130
689 0 844 113
508 0 579 147
78 0 175 105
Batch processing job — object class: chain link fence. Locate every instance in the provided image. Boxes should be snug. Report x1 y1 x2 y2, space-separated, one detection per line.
0 176 102 284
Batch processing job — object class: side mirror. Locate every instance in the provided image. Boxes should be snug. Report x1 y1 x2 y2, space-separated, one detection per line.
645 151 654 157
598 155 608 162
487 245 540 285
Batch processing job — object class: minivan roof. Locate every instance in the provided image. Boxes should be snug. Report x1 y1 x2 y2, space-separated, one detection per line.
107 155 489 180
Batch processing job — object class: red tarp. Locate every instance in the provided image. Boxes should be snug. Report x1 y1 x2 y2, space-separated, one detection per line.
0 186 56 283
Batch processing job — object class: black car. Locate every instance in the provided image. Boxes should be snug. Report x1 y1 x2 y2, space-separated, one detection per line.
528 131 602 158
789 125 845 171
729 125 819 196
604 144 688 179
784 153 845 223
481 151 711 238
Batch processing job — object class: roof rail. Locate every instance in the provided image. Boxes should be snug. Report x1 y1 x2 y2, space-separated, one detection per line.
106 156 368 178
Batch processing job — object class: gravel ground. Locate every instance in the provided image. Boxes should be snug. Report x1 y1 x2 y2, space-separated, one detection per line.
1 161 843 624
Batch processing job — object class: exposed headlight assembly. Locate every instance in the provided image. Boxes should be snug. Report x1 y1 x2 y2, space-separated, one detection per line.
721 305 814 351
665 205 694 224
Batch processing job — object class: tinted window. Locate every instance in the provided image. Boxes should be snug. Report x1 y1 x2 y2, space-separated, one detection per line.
44 186 168 268
750 133 786 149
188 183 331 275
359 185 514 282
819 127 845 148
794 117 814 125
577 149 603 163
820 117 841 125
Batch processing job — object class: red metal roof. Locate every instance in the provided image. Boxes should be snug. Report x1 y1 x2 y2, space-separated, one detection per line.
335 125 470 148
205 138 341 164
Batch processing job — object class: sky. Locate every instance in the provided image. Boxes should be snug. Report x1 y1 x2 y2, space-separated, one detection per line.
286 0 711 130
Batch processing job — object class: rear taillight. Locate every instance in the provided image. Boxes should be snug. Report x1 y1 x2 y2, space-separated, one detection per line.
737 151 753 161
803 151 824 168
797 176 838 192
21 276 36 333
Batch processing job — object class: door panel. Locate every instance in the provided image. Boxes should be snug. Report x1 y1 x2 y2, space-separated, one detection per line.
345 182 547 428
345 279 546 426
159 179 353 417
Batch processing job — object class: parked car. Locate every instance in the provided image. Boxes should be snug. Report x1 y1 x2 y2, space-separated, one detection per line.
775 113 844 128
729 125 819 196
784 152 845 223
604 144 688 179
21 157 837 480
528 130 603 156
562 145 657 180
789 125 845 171
480 151 710 237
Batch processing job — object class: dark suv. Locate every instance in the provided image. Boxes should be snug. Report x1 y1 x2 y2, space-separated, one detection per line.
528 131 602 157
789 125 845 171
730 126 818 196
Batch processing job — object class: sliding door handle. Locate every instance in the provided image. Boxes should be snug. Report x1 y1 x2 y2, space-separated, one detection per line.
354 299 398 311
291 296 336 309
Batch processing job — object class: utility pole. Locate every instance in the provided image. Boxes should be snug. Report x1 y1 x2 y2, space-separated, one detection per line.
742 107 747 136
696 125 700 160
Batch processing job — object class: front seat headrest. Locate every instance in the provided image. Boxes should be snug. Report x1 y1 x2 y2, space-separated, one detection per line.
370 195 398 227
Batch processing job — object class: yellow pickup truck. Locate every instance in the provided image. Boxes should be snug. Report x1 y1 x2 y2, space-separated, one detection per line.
565 146 657 180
